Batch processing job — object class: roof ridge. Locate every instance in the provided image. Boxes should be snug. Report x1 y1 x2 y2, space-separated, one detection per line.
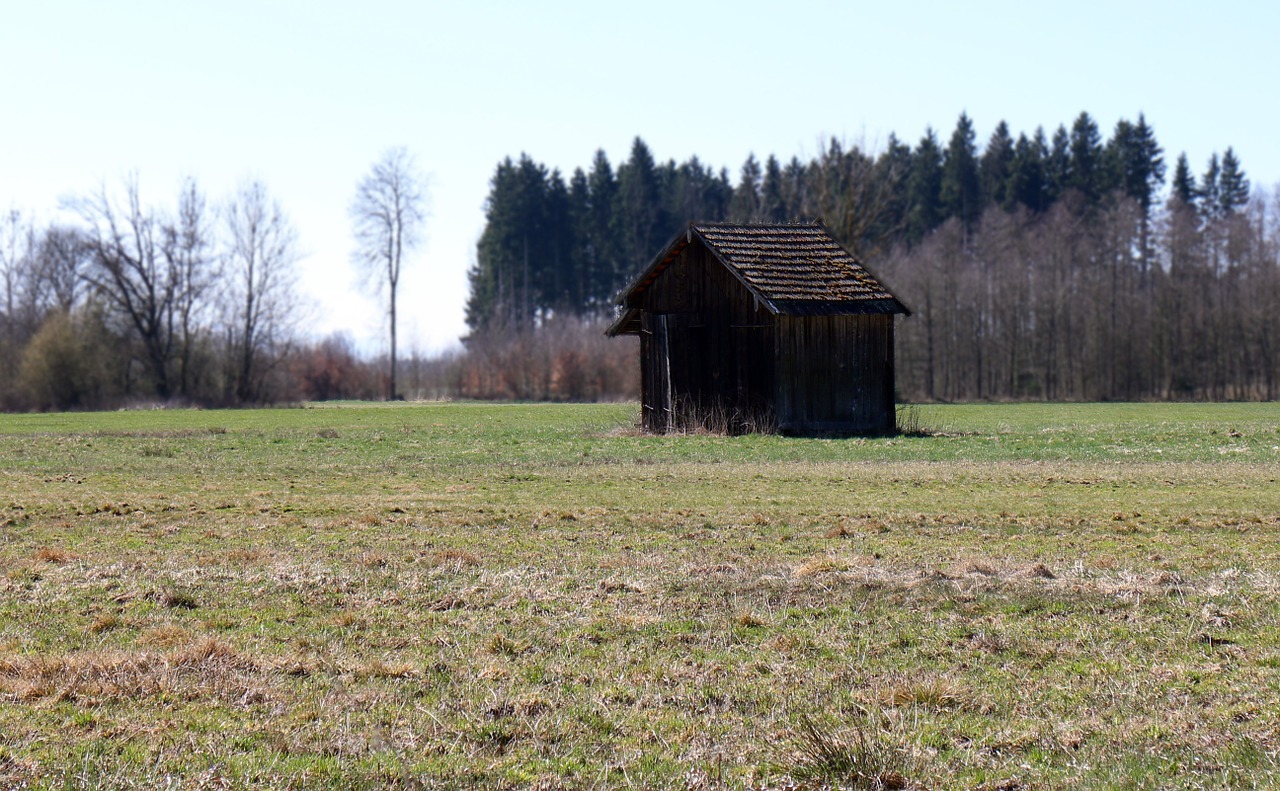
610 222 908 322
692 220 821 229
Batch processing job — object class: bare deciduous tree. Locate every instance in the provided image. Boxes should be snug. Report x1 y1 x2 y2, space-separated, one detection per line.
0 209 36 404
349 147 428 400
164 179 217 397
223 180 301 403
73 177 215 400
32 226 90 313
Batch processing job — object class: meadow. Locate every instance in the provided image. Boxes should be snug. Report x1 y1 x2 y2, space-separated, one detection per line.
1 402 1278 789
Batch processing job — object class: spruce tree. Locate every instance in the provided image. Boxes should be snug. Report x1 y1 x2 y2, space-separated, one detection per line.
760 155 788 222
782 157 809 219
710 166 734 220
906 127 944 244
514 155 552 322
940 112 981 229
1131 114 1166 212
1007 131 1049 213
980 121 1015 211
657 158 679 224
873 133 914 239
567 168 592 312
541 169 573 315
1067 111 1105 203
1170 153 1197 208
613 138 665 286
468 158 520 330
585 150 620 306
1046 124 1071 204
1104 114 1166 275
729 153 763 221
1105 118 1136 199
1217 147 1250 215
1200 153 1221 219
666 157 698 226
1103 114 1166 215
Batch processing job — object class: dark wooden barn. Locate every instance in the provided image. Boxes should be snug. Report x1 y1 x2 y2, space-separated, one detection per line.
606 222 909 435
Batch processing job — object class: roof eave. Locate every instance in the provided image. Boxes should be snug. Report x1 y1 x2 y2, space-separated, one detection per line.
768 297 911 317
604 307 641 337
613 224 695 308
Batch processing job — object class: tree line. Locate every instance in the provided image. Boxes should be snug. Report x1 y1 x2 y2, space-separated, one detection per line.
1 178 303 410
885 165 1277 401
3 113 1273 412
467 112 1276 401
0 148 428 411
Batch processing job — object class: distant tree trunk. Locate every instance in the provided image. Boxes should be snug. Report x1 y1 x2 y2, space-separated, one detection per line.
350 147 428 401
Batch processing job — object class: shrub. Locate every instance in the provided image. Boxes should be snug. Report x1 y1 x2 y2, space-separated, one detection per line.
18 306 122 411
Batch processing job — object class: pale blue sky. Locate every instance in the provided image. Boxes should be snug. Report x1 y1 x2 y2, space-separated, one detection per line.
3 1 1276 353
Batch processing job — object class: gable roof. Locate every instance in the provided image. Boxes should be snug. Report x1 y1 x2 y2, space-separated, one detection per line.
606 222 908 336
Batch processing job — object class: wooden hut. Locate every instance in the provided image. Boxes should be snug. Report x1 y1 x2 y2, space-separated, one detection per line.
606 222 909 435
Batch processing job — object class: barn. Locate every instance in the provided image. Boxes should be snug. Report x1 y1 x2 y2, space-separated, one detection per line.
606 222 909 435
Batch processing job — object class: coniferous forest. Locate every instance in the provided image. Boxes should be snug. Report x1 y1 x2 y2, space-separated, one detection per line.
467 112 1280 402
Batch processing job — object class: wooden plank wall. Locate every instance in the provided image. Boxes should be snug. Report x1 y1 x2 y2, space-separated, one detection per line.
638 245 776 431
774 314 894 434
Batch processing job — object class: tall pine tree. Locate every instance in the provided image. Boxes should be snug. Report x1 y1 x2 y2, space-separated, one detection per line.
782 157 809 219
567 167 592 312
1104 114 1165 212
613 137 667 283
1046 124 1072 204
760 155 788 222
1006 130 1050 213
1217 147 1250 215
1170 153 1197 208
1200 153 1222 220
873 134 914 240
906 127 944 244
1067 111 1105 204
585 150 620 308
729 154 763 221
940 112 981 229
980 121 1015 211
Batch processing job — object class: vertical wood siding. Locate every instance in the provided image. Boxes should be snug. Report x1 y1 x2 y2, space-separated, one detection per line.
636 240 895 435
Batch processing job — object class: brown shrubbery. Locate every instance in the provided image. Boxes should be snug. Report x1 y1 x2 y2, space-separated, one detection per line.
449 317 637 401
3 316 636 410
285 318 638 404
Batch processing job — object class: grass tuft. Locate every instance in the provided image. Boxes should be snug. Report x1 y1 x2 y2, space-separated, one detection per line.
89 613 123 634
880 675 969 710
137 625 192 647
485 632 527 656
785 711 916 789
156 588 199 610
432 548 480 569
33 546 77 564
795 555 850 577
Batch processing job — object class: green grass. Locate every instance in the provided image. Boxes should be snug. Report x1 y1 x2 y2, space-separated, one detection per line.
1 401 1279 789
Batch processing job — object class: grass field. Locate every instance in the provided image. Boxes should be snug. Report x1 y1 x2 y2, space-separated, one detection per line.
1 402 1279 789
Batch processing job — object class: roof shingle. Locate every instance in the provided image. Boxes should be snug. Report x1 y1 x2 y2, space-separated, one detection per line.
614 222 907 322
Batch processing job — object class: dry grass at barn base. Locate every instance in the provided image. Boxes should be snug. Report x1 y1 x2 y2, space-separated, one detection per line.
0 402 1279 789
